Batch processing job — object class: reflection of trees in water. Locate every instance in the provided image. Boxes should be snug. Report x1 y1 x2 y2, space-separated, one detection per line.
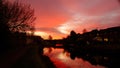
43 47 53 55
43 26 120 68
62 27 120 68
45 48 105 68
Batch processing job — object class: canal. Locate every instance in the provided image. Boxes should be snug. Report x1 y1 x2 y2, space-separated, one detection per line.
43 48 106 68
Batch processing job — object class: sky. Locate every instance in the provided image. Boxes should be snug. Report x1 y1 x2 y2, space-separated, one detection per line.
11 0 120 39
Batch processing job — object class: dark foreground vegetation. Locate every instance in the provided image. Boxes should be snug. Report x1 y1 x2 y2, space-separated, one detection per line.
0 32 56 68
0 0 55 68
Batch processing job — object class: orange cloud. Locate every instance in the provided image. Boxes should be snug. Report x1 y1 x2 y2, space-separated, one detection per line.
12 0 120 39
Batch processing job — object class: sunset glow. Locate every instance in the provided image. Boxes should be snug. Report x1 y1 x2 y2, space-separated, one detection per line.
34 31 48 39
34 31 65 39
11 0 120 39
1 0 120 68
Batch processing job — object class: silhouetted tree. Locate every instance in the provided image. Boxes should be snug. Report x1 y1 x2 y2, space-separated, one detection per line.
69 30 78 40
82 28 87 34
70 30 76 36
0 0 11 53
0 0 36 33
48 35 53 40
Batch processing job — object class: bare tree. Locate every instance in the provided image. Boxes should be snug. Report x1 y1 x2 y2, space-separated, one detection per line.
0 0 36 33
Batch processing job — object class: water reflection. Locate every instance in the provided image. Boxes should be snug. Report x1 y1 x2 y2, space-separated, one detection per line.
43 48 105 68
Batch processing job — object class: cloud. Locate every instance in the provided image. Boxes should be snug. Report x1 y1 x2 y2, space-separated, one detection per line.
29 0 69 16
60 0 120 15
12 0 120 38
35 27 66 35
56 8 120 34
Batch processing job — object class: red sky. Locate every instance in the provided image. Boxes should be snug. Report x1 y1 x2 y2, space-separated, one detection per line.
11 0 120 39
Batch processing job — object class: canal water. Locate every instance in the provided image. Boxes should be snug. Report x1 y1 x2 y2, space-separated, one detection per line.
43 48 106 68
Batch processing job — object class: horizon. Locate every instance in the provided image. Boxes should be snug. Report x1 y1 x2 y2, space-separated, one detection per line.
34 26 120 40
10 0 120 39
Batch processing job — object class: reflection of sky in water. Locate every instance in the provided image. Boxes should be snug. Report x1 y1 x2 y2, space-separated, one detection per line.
43 48 106 68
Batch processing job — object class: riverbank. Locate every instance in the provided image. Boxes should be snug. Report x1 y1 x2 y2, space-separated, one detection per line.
0 45 56 68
